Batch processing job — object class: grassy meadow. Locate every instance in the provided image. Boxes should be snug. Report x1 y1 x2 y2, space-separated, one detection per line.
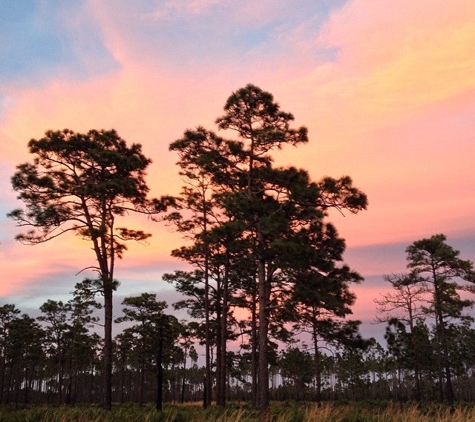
0 402 474 422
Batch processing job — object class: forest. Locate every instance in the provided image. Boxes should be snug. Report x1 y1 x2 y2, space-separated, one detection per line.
3 85 475 422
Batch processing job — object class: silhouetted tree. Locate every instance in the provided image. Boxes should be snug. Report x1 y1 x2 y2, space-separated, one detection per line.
375 273 427 400
406 234 475 408
115 293 180 410
8 129 172 409
0 304 21 403
169 85 367 422
37 300 70 404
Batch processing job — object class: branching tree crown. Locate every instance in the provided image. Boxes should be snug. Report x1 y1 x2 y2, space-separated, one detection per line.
7 128 172 411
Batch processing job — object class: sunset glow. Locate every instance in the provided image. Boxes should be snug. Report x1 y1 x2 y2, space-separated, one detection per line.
1 0 474 339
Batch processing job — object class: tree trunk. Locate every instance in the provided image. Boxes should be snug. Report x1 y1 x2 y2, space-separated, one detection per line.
258 257 270 422
14 356 22 409
103 283 113 411
438 315 455 409
204 247 212 408
181 343 187 404
251 284 258 408
139 359 145 407
66 356 73 405
433 272 454 408
58 353 64 404
312 327 322 406
119 361 125 403
5 361 13 404
156 325 163 411
0 351 5 404
216 284 223 406
217 253 230 407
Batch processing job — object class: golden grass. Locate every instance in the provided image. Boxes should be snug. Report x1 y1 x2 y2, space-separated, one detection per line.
303 402 475 422
0 401 474 422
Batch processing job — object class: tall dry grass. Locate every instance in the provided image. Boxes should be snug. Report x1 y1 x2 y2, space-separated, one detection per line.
303 402 475 422
0 402 474 422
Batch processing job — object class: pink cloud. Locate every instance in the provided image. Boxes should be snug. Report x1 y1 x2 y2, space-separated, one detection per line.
2 0 475 328
0 212 183 298
309 0 475 123
263 0 475 248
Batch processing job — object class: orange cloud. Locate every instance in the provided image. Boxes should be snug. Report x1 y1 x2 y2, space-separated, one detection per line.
302 0 475 125
2 0 475 321
266 0 475 248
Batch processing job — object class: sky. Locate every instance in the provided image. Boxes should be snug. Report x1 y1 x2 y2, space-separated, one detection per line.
1 0 475 342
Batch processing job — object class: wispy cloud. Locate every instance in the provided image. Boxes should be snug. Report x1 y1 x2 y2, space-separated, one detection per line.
1 0 475 329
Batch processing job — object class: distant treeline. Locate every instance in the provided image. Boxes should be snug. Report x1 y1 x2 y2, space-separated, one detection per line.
5 85 475 420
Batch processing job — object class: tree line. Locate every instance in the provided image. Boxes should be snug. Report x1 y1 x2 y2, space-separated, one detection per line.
5 84 475 421
1 237 475 409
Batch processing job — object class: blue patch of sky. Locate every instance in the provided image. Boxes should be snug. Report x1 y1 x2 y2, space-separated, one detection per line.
0 0 118 86
1 1 61 81
124 0 350 67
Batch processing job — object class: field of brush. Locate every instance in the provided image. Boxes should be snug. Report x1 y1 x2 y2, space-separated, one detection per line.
0 401 474 422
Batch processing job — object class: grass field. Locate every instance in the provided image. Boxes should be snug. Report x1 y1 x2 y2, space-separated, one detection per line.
0 401 473 422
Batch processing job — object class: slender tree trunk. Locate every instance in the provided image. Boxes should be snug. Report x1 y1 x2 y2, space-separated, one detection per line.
312 327 322 406
435 343 444 402
438 315 455 409
181 342 187 404
251 280 259 408
24 367 29 405
119 361 125 403
181 368 186 403
88 362 95 403
14 356 22 409
156 324 163 411
26 366 35 405
216 282 223 406
218 255 229 407
58 354 64 404
410 331 422 401
139 358 145 407
258 257 270 422
103 283 113 411
6 361 13 404
66 357 73 405
432 270 454 409
204 236 212 408
0 351 5 404
251 284 258 408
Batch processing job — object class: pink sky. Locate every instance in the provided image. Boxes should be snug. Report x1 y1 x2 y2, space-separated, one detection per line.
1 0 475 340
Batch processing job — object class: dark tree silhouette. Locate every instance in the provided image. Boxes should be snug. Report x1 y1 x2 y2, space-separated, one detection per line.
7 129 172 410
406 234 475 409
169 84 367 422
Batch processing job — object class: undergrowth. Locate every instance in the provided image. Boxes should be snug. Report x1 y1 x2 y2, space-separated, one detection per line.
0 401 473 422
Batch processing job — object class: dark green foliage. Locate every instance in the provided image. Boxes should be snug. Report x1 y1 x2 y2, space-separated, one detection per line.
11 91 475 411
115 293 180 410
279 347 315 388
8 128 172 411
9 129 164 245
168 85 367 420
406 234 475 406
